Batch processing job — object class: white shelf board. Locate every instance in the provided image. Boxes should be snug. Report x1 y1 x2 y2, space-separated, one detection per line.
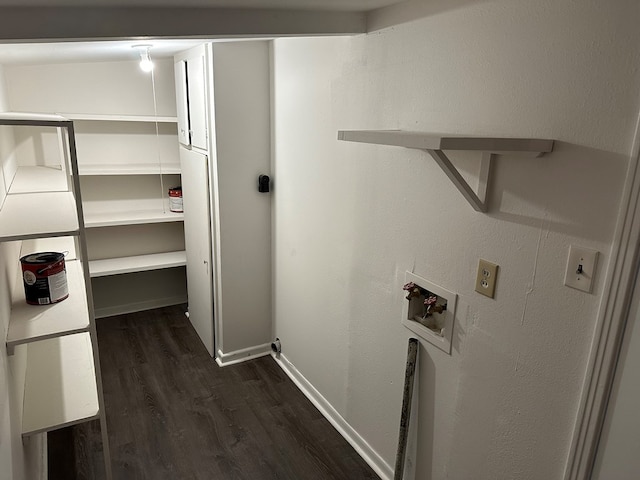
8 166 68 194
84 209 184 228
22 332 99 436
337 130 554 156
0 112 69 124
7 260 90 353
60 113 177 123
0 192 79 241
78 163 181 176
89 250 187 277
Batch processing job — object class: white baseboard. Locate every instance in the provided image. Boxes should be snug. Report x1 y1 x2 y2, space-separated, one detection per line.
215 343 272 367
94 295 187 319
273 352 394 480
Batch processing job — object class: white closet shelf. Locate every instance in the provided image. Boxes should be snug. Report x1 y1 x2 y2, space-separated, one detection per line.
84 209 184 228
6 260 90 355
60 113 178 123
8 165 68 194
89 250 187 277
337 130 554 212
0 112 70 125
0 191 79 241
78 163 181 176
337 130 554 156
22 332 99 437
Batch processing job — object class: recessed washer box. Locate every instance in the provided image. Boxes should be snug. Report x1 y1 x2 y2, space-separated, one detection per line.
402 272 457 354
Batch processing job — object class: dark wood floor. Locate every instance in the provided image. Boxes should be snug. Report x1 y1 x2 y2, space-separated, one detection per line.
48 305 379 480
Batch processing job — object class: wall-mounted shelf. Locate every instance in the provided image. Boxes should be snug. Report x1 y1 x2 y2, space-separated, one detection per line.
89 250 186 277
337 130 554 212
22 332 99 437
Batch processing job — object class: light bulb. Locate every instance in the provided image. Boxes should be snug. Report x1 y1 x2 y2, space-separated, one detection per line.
139 50 154 72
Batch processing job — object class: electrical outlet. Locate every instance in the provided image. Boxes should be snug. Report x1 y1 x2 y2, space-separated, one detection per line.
564 245 598 293
475 259 498 298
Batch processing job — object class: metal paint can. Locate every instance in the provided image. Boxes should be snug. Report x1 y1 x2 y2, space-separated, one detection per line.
169 186 183 213
20 252 69 305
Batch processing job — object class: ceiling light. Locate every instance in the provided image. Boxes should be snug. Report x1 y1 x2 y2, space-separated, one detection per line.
133 45 154 72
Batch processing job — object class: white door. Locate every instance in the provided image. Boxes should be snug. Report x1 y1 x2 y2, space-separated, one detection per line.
174 60 190 146
186 55 208 150
591 262 640 478
180 147 214 356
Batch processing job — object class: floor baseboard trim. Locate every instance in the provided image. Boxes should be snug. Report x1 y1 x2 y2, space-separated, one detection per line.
273 352 393 480
215 343 272 367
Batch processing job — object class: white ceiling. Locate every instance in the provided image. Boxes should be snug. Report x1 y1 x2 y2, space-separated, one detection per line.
0 0 399 10
0 0 403 65
0 39 219 65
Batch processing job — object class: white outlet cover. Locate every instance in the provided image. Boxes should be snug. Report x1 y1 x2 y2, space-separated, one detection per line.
564 245 599 293
402 271 457 354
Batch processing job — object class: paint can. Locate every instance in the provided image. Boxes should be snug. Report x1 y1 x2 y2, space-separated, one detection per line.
20 252 69 305
169 186 183 213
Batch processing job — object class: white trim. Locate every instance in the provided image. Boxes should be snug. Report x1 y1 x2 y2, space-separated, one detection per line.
215 343 271 367
564 110 640 479
273 352 394 480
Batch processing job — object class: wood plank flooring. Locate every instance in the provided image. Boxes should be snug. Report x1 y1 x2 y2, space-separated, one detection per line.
48 306 380 480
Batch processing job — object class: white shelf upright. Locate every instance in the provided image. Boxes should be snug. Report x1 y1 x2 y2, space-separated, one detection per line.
0 112 112 479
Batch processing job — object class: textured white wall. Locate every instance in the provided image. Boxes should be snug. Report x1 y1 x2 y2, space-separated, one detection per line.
272 1 640 478
5 59 176 116
0 63 42 480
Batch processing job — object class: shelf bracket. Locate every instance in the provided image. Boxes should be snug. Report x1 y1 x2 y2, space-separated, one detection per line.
425 150 494 213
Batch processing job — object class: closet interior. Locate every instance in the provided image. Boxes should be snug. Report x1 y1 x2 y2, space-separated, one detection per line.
0 39 272 478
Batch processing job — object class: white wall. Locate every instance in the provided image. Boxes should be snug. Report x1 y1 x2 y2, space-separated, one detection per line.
5 59 176 116
0 63 44 480
212 42 272 356
271 1 640 478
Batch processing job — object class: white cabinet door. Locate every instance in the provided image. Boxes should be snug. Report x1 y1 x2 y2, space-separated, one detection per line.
174 60 190 146
186 56 208 150
180 147 214 356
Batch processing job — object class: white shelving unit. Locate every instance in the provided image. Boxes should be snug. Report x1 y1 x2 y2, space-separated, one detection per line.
338 130 554 212
71 111 187 317
0 113 112 478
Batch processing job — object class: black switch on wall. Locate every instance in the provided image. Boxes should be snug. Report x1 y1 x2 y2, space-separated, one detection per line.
258 175 270 193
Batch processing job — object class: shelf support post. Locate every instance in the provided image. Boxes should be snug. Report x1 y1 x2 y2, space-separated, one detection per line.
425 149 492 212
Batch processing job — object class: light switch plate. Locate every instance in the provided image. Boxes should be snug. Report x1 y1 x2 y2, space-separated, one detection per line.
564 245 598 293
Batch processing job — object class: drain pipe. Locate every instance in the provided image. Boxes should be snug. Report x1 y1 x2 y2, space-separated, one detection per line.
394 338 419 480
271 338 282 355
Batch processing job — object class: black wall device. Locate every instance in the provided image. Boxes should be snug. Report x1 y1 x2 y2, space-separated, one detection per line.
258 174 270 193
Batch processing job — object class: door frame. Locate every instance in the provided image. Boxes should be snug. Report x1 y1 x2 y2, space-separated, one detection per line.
564 109 640 479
